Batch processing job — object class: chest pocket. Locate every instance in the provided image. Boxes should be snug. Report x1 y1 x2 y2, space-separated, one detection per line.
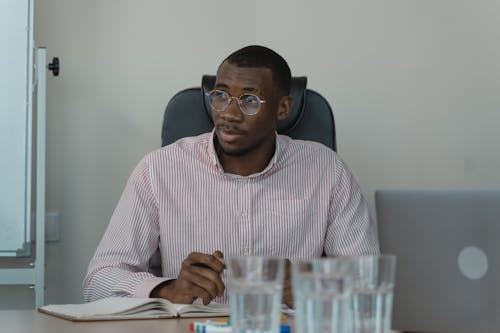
252 198 321 256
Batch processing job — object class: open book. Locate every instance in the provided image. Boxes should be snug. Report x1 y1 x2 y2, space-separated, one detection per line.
38 297 230 321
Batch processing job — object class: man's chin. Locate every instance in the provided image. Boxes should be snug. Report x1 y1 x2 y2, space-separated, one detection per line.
217 143 248 157
216 136 256 156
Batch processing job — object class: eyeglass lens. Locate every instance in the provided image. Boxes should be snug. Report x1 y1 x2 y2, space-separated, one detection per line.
208 90 262 115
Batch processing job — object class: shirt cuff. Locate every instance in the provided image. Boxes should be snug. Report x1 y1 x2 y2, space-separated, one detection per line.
133 276 171 298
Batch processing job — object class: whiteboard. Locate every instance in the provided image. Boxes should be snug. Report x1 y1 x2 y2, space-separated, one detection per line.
0 0 33 256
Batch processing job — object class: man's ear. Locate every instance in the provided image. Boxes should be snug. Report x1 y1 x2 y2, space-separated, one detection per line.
277 95 294 121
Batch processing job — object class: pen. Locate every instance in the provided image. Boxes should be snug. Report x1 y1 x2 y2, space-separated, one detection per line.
189 321 231 333
197 325 231 333
189 322 290 333
192 262 227 270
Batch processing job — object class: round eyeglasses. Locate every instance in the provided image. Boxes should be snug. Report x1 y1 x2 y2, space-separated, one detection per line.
205 89 266 116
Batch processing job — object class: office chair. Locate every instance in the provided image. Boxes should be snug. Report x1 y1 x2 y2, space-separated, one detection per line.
161 75 336 151
149 75 336 276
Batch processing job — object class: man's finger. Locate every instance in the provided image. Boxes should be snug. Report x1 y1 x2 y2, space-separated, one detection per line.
212 251 226 269
189 285 213 305
184 252 225 273
180 269 222 300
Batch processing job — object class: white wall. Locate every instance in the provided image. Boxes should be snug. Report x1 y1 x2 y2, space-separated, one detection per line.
3 0 499 307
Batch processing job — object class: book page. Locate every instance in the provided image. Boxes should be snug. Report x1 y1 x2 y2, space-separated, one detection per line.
38 298 230 321
38 298 177 321
174 302 230 317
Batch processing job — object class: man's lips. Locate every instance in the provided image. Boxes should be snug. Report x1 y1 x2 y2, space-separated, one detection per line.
216 125 246 143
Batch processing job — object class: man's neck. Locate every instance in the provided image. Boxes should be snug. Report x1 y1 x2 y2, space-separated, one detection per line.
215 140 276 177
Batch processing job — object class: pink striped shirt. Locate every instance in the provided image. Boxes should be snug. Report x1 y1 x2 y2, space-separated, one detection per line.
83 131 379 302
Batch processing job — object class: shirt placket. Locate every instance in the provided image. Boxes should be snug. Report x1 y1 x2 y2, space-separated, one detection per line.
240 177 252 256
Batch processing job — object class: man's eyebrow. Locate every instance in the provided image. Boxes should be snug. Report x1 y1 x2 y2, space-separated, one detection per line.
214 83 229 89
241 87 258 93
214 83 258 93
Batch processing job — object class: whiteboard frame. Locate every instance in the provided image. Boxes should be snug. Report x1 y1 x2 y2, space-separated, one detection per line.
0 47 46 308
0 0 34 256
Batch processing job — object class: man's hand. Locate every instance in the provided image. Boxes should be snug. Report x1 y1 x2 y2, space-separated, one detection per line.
150 251 225 305
282 259 293 308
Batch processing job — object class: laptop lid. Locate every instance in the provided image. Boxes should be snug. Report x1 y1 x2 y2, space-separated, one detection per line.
376 190 500 333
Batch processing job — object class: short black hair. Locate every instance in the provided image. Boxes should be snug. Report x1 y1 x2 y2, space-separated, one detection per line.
221 45 291 96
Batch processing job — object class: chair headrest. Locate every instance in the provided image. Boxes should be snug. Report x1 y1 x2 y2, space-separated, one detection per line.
201 75 308 134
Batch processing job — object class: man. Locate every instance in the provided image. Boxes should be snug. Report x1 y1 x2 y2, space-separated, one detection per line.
83 45 379 307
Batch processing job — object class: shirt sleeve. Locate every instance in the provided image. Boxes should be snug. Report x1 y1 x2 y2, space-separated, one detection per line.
82 156 169 302
324 156 380 256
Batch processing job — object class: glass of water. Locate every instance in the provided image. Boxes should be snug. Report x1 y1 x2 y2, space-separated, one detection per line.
350 255 397 333
292 258 353 333
227 256 285 333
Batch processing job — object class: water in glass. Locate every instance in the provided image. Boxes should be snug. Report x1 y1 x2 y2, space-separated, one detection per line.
352 286 393 333
230 281 282 333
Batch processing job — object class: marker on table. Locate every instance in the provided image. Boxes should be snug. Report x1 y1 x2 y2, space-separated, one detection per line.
189 321 290 333
189 321 231 333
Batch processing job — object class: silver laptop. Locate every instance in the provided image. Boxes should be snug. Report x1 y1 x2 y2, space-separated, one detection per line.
376 190 500 333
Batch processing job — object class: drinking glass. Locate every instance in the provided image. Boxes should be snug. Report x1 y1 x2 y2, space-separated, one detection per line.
350 255 397 333
292 258 353 333
227 256 285 333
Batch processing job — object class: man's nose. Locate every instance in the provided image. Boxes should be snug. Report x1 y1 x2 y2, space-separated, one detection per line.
222 98 243 120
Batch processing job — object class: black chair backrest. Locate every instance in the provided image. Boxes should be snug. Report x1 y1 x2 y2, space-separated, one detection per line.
162 75 336 151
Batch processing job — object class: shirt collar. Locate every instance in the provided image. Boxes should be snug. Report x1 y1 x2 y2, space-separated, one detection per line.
208 129 280 178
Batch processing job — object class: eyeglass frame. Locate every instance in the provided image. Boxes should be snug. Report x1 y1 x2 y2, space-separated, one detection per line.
205 89 266 116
